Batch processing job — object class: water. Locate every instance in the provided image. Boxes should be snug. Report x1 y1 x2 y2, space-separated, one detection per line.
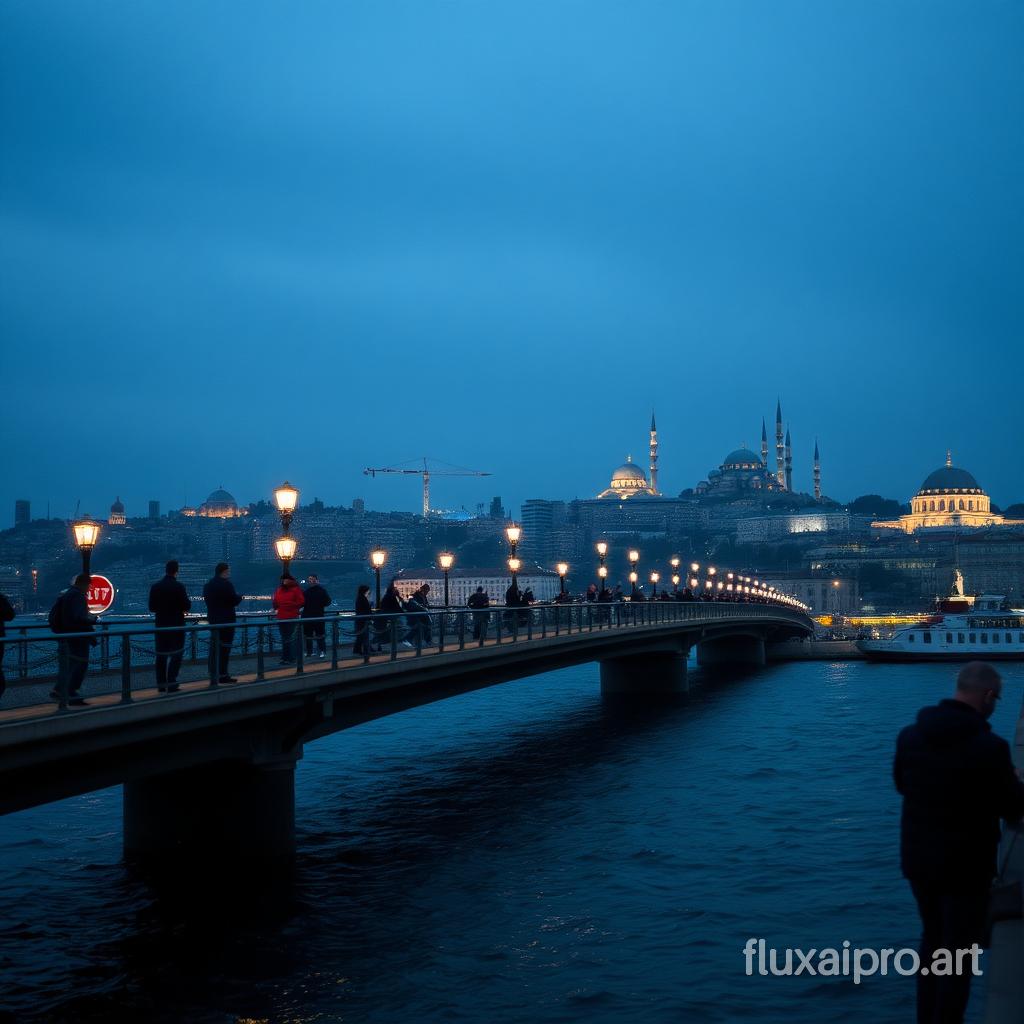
1 660 1021 1023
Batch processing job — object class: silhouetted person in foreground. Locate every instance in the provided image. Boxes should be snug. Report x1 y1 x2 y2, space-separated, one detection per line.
467 586 490 640
48 574 96 705
272 574 305 664
354 583 373 656
0 590 15 701
148 559 191 693
302 574 332 658
894 662 1024 1024
376 581 404 646
203 562 242 683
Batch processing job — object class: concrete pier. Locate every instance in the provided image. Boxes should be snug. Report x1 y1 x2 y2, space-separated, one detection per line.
123 754 299 864
600 648 688 696
697 635 766 669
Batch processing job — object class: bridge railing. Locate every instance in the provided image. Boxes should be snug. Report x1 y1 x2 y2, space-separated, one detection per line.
0 599 811 716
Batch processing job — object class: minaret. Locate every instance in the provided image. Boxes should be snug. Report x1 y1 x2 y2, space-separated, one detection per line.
784 428 793 492
775 399 785 488
761 418 769 467
649 410 659 495
813 439 821 501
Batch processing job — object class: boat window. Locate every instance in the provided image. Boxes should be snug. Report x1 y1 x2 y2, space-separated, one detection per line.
946 633 953 644
909 633 915 643
923 632 932 644
969 633 976 643
992 633 999 644
958 633 965 644
981 633 988 644
1007 634 1013 644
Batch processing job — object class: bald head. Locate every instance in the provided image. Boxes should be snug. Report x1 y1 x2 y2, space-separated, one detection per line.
955 661 1002 718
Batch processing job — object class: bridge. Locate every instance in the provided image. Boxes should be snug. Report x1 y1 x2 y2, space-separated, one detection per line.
0 600 813 863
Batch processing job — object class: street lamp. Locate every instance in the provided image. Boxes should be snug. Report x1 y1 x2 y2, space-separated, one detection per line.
596 541 609 585
370 547 387 606
650 571 660 597
629 570 639 596
72 517 100 576
274 480 299 534
597 564 608 591
670 556 680 592
628 549 640 597
556 562 569 595
508 556 522 586
275 535 297 576
439 552 455 607
505 523 522 557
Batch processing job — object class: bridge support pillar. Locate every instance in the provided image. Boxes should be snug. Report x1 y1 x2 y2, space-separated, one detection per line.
123 754 298 865
600 649 688 696
697 635 766 669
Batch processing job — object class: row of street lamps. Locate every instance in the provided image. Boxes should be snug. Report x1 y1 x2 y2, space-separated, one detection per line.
66 498 808 613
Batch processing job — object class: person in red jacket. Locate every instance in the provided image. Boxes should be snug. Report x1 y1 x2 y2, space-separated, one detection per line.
272 574 305 665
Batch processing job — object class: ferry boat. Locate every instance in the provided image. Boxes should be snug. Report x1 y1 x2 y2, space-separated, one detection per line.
856 570 1024 662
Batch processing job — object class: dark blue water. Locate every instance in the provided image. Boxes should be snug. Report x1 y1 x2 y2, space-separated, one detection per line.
2 660 1021 1023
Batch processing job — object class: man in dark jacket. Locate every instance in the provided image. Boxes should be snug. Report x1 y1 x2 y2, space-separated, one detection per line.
202 562 242 683
0 590 16 700
49 574 96 706
894 662 1024 1023
301 574 332 658
148 560 191 692
375 581 404 646
467 586 490 640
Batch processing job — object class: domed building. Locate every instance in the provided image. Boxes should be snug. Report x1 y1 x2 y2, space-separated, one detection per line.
873 453 1022 534
596 456 658 500
696 444 784 497
108 496 126 525
196 487 248 519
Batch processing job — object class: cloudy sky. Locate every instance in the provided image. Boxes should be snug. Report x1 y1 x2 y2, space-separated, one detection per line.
2 1 1021 524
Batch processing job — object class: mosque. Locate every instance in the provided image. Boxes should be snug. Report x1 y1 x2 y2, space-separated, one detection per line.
181 487 248 519
872 453 1023 534
595 400 822 503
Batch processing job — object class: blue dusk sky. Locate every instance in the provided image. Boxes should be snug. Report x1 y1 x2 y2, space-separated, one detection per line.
1 1 1022 525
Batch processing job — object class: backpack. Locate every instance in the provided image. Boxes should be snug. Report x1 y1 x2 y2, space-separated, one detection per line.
48 593 65 633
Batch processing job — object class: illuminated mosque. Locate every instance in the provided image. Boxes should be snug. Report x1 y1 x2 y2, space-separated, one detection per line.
872 452 1023 534
181 487 249 519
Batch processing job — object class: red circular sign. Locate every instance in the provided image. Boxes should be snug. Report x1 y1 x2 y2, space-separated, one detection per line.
87 574 116 615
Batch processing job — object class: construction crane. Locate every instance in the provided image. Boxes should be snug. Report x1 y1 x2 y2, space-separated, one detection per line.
363 457 491 518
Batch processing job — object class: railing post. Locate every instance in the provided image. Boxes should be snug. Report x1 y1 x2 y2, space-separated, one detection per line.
296 627 304 675
479 611 487 648
540 604 547 639
527 608 533 641
332 617 340 670
496 609 503 645
257 625 265 680
242 622 250 656
120 634 132 704
190 629 198 662
587 604 593 632
390 618 398 661
18 627 28 679
438 610 445 654
210 625 220 689
100 623 110 672
458 610 466 651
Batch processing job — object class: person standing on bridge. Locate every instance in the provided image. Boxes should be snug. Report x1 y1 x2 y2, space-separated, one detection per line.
301 574 332 659
467 586 489 640
48 574 97 706
272 574 305 664
148 560 191 693
894 662 1024 1024
353 584 373 656
203 562 242 683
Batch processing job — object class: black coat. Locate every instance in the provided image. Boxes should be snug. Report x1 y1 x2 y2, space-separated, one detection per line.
467 591 489 610
894 699 1024 882
379 589 404 615
355 592 372 617
302 584 332 619
203 575 242 624
0 593 14 638
55 588 96 635
149 575 191 627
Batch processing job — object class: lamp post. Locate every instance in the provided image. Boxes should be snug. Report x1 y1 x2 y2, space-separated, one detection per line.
597 565 608 593
596 541 608 587
670 557 680 593
629 570 638 596
628 549 640 597
275 535 297 577
671 573 680 592
274 480 299 534
370 548 387 607
556 562 569 595
508 556 521 588
649 571 660 597
439 552 455 607
72 517 100 577
506 523 522 559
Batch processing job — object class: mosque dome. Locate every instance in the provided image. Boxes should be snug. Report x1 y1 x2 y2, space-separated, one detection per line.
722 447 762 470
611 459 647 485
110 496 125 514
918 464 982 495
198 486 244 518
205 487 237 507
